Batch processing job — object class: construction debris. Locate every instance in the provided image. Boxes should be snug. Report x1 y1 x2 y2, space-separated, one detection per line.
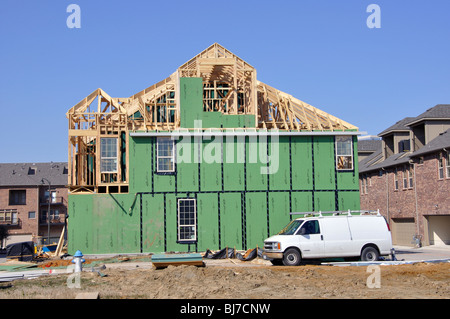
151 253 205 269
203 247 263 261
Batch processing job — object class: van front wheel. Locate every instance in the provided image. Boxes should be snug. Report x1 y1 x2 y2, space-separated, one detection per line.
283 248 301 266
361 246 379 261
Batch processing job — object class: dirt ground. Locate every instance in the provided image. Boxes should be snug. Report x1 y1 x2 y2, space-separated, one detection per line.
0 257 449 299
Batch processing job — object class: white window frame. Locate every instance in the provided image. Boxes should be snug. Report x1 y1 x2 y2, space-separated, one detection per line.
100 137 118 173
0 209 18 224
403 165 408 189
408 165 414 189
157 137 175 173
394 168 399 190
445 152 450 179
438 155 444 179
335 136 354 171
177 198 197 243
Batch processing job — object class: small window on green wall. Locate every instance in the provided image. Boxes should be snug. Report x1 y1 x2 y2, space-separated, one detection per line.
177 198 197 243
336 136 353 170
157 137 175 173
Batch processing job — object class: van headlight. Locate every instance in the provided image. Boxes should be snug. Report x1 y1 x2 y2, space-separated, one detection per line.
264 241 281 251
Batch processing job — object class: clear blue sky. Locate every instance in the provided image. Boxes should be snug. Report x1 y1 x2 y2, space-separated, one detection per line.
1 0 449 163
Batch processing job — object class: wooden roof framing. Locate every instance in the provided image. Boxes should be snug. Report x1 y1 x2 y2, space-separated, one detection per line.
67 43 357 133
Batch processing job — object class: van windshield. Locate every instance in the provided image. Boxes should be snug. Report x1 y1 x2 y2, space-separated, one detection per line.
278 220 304 235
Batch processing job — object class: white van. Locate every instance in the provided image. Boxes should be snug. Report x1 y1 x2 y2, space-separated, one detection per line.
263 210 393 266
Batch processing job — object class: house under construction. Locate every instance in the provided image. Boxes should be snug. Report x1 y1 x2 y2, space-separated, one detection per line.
66 43 360 254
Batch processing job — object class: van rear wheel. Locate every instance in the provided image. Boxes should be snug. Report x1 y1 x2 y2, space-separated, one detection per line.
361 246 379 261
283 248 301 266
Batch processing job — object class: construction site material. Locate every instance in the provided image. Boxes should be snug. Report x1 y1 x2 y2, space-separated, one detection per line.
0 260 37 272
203 247 263 261
6 241 35 262
151 253 205 269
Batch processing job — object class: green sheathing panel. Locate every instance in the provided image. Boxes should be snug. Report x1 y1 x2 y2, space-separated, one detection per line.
219 193 242 250
176 137 199 193
197 193 219 251
180 77 203 128
314 191 335 212
68 194 93 254
269 136 290 191
268 192 291 236
129 137 152 192
291 136 313 190
68 193 140 255
246 136 268 191
246 192 267 249
223 137 245 191
313 136 335 190
141 194 165 253
179 77 255 129
291 191 314 214
200 138 221 192
338 191 360 211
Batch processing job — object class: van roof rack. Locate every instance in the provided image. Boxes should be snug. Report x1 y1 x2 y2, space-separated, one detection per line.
290 209 380 217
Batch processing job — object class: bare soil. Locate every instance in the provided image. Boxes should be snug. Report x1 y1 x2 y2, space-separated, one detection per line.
0 257 449 299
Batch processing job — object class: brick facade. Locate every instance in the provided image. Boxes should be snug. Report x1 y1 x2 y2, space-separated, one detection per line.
0 162 68 247
360 151 450 245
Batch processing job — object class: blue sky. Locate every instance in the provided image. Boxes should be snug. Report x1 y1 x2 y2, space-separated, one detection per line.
1 0 449 163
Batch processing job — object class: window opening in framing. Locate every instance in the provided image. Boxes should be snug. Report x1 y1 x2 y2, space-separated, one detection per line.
100 137 118 173
336 136 353 170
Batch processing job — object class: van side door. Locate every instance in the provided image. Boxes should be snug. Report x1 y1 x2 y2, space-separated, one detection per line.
321 217 353 257
296 220 324 258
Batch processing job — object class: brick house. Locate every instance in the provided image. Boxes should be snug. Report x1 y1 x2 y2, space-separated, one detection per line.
0 162 68 247
359 104 450 247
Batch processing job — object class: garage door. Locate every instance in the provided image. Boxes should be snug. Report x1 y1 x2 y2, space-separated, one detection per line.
391 218 416 246
428 216 450 246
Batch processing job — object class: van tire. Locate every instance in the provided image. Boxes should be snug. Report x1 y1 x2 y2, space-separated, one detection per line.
361 246 379 261
283 248 301 266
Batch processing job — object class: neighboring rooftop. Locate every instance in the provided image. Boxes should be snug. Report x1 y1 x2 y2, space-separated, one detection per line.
358 139 382 153
406 104 450 126
411 128 450 157
378 117 416 137
0 162 68 187
360 104 450 173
